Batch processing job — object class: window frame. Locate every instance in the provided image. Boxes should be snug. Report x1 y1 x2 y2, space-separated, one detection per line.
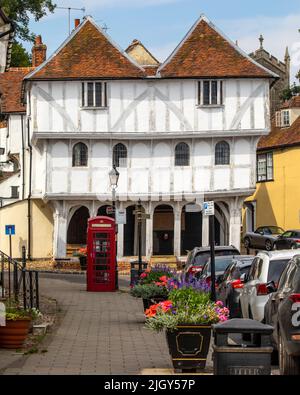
113 143 128 168
72 142 88 168
197 80 224 107
281 110 290 127
257 152 273 183
81 81 108 109
215 140 230 166
175 142 190 167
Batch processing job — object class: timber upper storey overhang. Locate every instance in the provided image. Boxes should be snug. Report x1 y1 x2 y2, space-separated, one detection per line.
24 15 278 83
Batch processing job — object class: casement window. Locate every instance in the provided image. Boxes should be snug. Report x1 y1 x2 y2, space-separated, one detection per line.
215 141 230 165
197 80 223 106
257 152 273 182
113 143 127 168
175 142 190 166
275 111 281 127
282 110 290 127
11 186 19 199
72 142 88 167
81 82 108 108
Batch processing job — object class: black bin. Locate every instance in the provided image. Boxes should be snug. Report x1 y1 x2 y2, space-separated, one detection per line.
130 260 147 287
212 319 273 375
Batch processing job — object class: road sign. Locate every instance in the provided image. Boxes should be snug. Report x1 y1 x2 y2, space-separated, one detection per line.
185 203 202 213
203 201 215 216
116 209 126 225
5 225 15 235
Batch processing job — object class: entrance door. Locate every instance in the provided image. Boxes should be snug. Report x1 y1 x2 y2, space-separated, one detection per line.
153 205 174 255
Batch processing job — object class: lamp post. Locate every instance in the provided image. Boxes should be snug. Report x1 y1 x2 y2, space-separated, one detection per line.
109 165 119 290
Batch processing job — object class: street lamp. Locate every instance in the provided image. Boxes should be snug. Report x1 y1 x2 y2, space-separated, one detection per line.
109 165 119 290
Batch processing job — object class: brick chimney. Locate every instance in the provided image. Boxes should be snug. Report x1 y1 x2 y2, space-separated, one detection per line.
32 35 47 67
75 19 80 29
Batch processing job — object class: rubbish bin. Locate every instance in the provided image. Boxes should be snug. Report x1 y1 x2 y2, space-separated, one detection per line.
130 261 147 287
212 319 273 375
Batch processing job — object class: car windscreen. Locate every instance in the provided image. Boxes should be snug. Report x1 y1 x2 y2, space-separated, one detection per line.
267 259 290 283
193 250 238 266
268 227 284 235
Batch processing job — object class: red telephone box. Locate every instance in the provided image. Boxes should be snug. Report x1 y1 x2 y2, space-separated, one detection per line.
87 216 116 292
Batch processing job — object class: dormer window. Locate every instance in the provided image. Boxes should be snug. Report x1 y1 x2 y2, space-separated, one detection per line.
275 110 290 127
81 82 108 108
197 80 223 106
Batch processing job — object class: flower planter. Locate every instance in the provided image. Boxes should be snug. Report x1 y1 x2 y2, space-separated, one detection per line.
0 318 31 349
79 256 87 271
166 324 212 372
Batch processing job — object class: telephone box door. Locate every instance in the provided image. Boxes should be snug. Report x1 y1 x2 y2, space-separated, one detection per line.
87 217 116 292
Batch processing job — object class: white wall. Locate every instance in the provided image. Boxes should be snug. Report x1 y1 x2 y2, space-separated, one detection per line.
30 79 270 136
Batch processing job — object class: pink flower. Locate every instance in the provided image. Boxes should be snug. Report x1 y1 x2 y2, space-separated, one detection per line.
140 272 147 279
216 301 224 307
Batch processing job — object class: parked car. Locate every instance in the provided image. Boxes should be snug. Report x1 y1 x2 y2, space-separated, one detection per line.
243 226 284 251
183 245 240 277
240 250 300 322
217 255 255 318
199 255 246 285
274 230 300 250
264 255 300 375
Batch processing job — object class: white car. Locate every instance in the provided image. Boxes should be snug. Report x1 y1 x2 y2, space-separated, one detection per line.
240 250 300 322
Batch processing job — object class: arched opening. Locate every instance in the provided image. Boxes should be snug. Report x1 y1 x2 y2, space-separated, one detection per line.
175 142 190 166
181 206 202 255
124 205 146 257
67 206 90 245
72 142 88 167
113 143 127 168
97 205 114 218
214 203 229 246
153 205 174 255
215 141 230 165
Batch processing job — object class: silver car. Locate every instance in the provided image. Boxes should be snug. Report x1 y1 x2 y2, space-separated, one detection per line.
243 226 284 251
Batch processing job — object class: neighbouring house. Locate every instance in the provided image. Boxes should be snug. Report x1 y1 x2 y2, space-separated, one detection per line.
249 35 290 115
244 96 300 233
0 15 277 261
0 36 53 259
0 8 14 73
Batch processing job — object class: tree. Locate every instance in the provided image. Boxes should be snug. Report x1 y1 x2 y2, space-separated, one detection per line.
280 84 300 102
0 0 56 42
10 41 31 67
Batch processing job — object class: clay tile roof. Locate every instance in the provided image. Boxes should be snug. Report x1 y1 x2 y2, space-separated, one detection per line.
258 116 300 151
281 96 300 109
158 15 278 79
26 18 146 80
0 67 34 113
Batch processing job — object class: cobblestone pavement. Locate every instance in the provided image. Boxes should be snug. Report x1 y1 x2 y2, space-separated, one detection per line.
1 274 174 375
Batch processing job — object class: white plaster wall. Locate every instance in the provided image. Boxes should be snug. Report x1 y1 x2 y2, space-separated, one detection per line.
31 79 270 135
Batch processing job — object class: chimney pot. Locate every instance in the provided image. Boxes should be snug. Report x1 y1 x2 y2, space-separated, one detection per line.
35 35 42 45
75 19 80 29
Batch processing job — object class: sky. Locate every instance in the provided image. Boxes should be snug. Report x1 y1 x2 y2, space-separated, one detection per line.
26 0 300 81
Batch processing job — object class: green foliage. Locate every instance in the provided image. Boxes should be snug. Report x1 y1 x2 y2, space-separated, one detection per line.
4 300 41 321
10 41 31 67
280 85 300 102
130 283 169 299
139 270 173 285
168 287 211 316
0 0 56 42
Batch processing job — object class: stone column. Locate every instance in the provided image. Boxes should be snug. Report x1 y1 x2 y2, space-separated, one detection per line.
202 215 209 247
229 197 244 249
52 201 68 259
174 203 182 257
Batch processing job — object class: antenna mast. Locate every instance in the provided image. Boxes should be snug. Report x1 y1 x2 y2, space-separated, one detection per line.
56 6 86 35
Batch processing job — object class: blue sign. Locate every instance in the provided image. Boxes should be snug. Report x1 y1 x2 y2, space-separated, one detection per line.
5 225 15 236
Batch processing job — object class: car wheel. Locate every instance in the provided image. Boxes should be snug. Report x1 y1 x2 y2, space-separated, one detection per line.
291 244 298 250
244 237 251 249
279 331 300 375
265 239 273 251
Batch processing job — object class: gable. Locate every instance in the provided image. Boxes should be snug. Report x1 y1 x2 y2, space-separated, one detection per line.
158 16 277 79
27 18 145 80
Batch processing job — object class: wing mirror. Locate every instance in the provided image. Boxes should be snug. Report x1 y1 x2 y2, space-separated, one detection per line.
266 281 277 294
240 273 246 282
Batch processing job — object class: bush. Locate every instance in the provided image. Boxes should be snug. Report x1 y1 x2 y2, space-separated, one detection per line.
130 283 169 299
